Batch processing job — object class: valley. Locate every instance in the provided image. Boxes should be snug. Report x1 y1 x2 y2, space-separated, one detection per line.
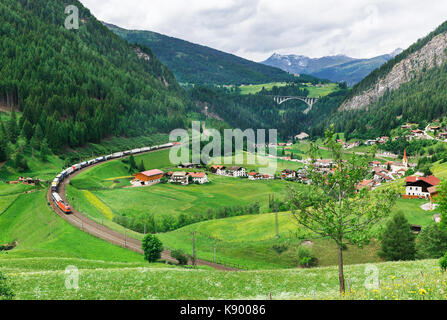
1 0 447 303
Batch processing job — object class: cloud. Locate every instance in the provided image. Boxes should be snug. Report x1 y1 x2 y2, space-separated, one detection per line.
79 0 447 61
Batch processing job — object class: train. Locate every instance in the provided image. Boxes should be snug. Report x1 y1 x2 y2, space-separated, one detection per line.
51 192 72 214
49 142 175 213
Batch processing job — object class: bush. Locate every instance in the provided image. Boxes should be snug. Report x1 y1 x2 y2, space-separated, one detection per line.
440 252 447 272
379 212 416 261
141 234 163 263
171 249 189 266
0 272 14 300
416 224 447 259
297 246 317 268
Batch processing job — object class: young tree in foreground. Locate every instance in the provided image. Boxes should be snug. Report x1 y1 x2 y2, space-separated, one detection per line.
142 234 163 263
287 128 397 294
0 271 14 300
379 212 416 261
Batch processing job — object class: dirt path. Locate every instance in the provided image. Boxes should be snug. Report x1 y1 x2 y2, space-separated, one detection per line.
48 149 238 271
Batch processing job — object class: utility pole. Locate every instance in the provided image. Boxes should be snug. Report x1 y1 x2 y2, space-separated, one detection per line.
275 209 279 239
144 223 146 235
124 228 127 248
191 231 196 266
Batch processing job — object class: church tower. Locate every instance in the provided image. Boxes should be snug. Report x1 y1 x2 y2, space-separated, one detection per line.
403 149 408 168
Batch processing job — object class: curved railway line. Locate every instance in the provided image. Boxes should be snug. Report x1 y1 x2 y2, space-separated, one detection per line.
47 146 238 271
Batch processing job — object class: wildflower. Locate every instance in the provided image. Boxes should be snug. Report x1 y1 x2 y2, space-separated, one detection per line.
418 288 427 295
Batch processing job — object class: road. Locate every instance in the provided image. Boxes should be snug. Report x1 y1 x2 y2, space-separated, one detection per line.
48 149 238 271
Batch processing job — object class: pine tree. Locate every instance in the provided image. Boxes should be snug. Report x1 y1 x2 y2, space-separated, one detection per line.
379 212 416 261
138 160 145 172
7 108 18 144
22 119 33 141
0 131 8 162
129 154 136 172
40 138 50 162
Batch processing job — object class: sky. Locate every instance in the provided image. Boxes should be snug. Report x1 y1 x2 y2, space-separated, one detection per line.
80 0 447 62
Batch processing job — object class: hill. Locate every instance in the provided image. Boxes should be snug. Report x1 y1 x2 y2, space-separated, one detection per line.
0 0 190 155
104 23 297 85
308 20 447 139
261 50 402 86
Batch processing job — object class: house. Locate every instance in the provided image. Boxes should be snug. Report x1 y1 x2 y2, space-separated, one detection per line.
315 159 333 168
132 169 164 187
365 139 378 146
188 172 208 184
170 171 189 185
261 174 274 180
248 172 261 180
370 161 383 168
405 175 440 198
356 179 374 191
428 126 441 132
210 165 226 175
281 169 296 179
411 129 424 137
227 166 247 177
439 132 447 140
377 136 389 144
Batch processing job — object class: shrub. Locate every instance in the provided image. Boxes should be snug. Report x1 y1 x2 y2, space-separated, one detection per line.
0 272 14 300
440 253 447 272
379 212 416 261
416 224 447 259
171 249 189 265
297 246 317 268
141 234 163 263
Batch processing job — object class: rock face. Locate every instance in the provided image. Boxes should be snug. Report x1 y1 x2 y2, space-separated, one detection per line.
339 33 447 111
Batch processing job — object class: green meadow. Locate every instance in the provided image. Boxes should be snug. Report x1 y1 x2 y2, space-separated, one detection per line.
0 190 143 262
1 256 444 300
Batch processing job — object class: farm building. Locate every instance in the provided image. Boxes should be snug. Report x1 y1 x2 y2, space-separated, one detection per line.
295 132 309 140
405 175 440 199
281 169 296 179
132 169 164 187
188 172 209 184
170 172 189 185
248 172 261 180
210 165 226 175
227 166 247 177
261 174 274 180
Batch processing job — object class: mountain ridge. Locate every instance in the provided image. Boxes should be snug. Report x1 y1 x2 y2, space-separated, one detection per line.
104 22 300 85
261 49 403 86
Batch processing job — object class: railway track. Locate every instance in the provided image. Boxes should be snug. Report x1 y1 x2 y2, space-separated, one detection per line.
47 149 238 271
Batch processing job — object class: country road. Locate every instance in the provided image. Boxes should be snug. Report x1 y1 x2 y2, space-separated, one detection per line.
48 149 238 271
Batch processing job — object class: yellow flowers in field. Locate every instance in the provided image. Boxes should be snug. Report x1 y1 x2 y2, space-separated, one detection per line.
83 190 114 219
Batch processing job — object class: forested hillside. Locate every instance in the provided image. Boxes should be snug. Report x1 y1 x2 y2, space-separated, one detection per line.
308 20 447 139
105 23 296 85
0 0 190 157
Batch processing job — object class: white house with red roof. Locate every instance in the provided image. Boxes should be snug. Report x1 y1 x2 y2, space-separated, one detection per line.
188 172 208 184
405 175 440 198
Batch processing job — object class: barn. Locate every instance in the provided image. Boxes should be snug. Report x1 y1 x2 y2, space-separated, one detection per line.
132 169 164 187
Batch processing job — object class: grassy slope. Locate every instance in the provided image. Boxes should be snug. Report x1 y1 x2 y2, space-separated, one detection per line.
238 82 339 97
0 190 143 262
2 257 444 300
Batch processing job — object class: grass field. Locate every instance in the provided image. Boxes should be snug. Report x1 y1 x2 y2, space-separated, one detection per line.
158 211 382 270
0 190 143 262
238 82 288 95
238 82 340 98
1 256 444 300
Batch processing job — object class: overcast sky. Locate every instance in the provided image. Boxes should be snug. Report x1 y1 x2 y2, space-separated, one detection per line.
80 0 447 62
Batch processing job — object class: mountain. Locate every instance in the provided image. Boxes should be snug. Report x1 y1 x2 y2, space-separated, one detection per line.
104 23 297 85
0 0 189 153
311 21 447 140
261 50 403 86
